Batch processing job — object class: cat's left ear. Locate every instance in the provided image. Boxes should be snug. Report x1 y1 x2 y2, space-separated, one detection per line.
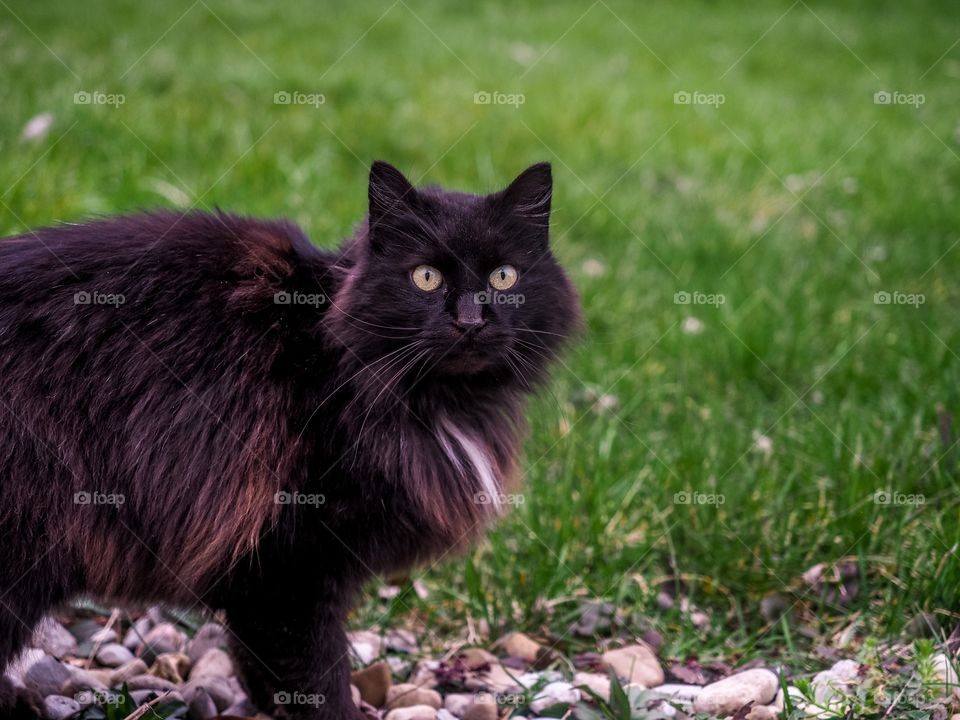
495 162 553 244
368 160 417 228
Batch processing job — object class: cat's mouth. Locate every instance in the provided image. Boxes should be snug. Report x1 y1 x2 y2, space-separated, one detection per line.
434 326 504 375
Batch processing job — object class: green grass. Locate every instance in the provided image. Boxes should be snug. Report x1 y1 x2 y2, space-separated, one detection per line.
3 0 959 670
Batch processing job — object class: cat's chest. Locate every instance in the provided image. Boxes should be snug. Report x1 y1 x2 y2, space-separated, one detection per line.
432 417 503 509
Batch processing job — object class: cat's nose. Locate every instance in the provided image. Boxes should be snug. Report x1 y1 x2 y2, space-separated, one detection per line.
454 294 486 331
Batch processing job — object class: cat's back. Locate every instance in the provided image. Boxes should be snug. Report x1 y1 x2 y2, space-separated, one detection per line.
0 210 322 293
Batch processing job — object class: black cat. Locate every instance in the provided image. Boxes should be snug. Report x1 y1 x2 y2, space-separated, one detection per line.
0 161 580 718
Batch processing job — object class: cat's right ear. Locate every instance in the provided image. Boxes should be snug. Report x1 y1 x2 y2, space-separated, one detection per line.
368 161 417 232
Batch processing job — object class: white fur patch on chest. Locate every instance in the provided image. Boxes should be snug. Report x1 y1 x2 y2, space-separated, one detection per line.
437 418 501 510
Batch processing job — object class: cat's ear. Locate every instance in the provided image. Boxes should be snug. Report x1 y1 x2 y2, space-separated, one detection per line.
496 162 552 243
368 160 417 229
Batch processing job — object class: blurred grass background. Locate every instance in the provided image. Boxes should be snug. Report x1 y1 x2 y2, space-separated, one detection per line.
2 0 959 666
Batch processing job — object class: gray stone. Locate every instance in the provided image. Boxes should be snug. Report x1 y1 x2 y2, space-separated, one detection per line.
189 647 233 680
529 681 580 714
109 658 148 686
693 669 779 716
443 692 474 717
32 619 77 658
183 675 235 711
42 694 81 720
385 706 438 720
602 644 664 688
187 686 218 719
63 665 109 695
23 656 71 696
186 624 227 665
139 623 185 662
126 674 179 692
122 616 154 650
96 643 134 667
386 682 443 710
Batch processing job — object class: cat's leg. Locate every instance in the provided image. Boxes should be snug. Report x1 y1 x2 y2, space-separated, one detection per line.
226 586 363 720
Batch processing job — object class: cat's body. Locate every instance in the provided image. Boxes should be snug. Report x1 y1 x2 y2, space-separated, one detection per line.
0 162 578 719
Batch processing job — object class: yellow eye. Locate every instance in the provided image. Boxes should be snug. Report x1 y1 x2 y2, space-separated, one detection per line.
411 265 443 292
489 265 518 291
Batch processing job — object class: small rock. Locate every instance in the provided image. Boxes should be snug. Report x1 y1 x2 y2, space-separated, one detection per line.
812 659 859 708
385 705 438 720
386 682 442 710
139 623 185 662
42 694 81 720
189 647 232 680
32 619 77 658
443 692 474 717
123 616 154 650
497 632 542 664
462 692 498 720
23 656 71 696
183 676 235 711
529 681 580 714
651 684 702 702
221 698 258 716
187 686 218 719
746 704 780 720
351 661 392 707
126 674 179 692
62 666 109 695
96 643 135 667
386 629 419 654
151 652 190 683
602 644 664 688
693 668 779 716
89 627 118 644
186 624 227 665
933 653 959 698
464 661 520 692
573 672 610 701
348 630 382 664
408 660 440 689
109 658 148 686
458 648 499 670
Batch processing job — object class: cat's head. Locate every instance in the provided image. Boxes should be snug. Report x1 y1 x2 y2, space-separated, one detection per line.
328 161 580 391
